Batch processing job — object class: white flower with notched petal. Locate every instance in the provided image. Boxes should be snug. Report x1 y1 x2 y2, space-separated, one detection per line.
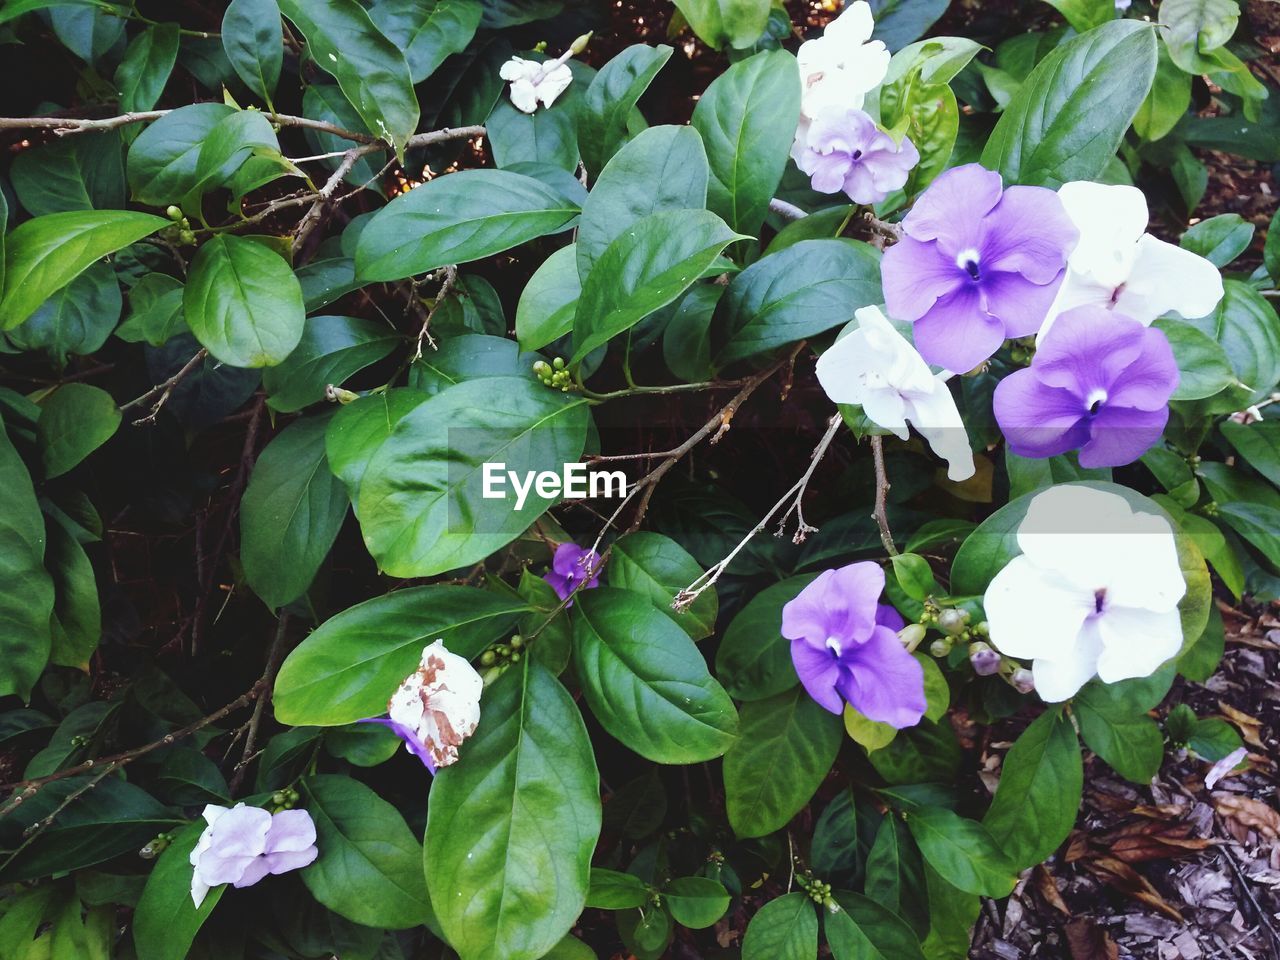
816 306 975 481
983 485 1186 702
796 1 891 119
1039 181 1224 341
499 56 573 114
385 639 483 770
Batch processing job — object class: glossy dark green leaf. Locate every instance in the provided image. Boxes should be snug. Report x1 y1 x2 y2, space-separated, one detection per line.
356 170 580 282
1159 0 1238 72
672 0 770 50
691 49 800 236
516 244 580 351
608 531 717 639
369 0 482 82
571 209 742 363
576 125 709 281
278 0 419 156
407 333 532 396
302 85 386 187
717 238 882 366
0 420 55 700
274 584 526 724
586 868 650 909
862 817 929 937
133 824 224 960
1134 40 1192 142
324 388 428 501
1220 420 1280 488
981 21 1157 187
1181 213 1254 267
49 2 124 64
263 315 398 413
1183 280 1280 407
825 891 927 960
241 415 349 609
724 686 841 838
664 876 730 929
573 587 739 764
301 775 431 928
126 103 236 206
1154 317 1237 401
869 0 951 50
1074 682 1166 783
5 261 121 362
487 93 581 172
184 234 305 367
0 210 165 330
740 892 817 960
357 377 590 577
578 44 672 174
222 0 283 102
716 574 815 700
1042 0 1113 31
36 383 120 480
426 658 600 960
116 22 179 113
1216 502 1280 565
905 807 1017 898
10 131 125 217
982 707 1082 869
190 110 281 197
116 273 186 346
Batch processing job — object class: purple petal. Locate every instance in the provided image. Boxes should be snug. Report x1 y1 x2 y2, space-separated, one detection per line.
979 268 1065 340
781 569 840 645
1104 326 1179 412
911 284 1007 372
980 185 1078 285
543 571 572 601
835 627 927 729
881 236 965 324
807 151 854 194
263 846 319 875
230 856 272 889
791 639 844 714
1080 404 1169 467
1032 307 1147 396
993 371 1092 459
263 810 315 854
552 542 589 577
901 163 1003 254
875 603 906 632
359 717 436 774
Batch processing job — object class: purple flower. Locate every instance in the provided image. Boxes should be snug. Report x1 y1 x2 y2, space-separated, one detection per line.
993 305 1178 468
189 804 318 907
881 163 1079 373
793 108 920 205
781 562 925 729
543 542 601 603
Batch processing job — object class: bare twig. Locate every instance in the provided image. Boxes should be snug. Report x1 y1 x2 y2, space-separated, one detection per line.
769 197 809 221
0 110 373 142
776 413 842 543
120 348 207 425
228 614 292 795
412 266 458 359
871 434 898 556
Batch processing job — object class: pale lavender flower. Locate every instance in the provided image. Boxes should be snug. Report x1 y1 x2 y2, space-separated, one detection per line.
543 542 601 603
781 562 925 729
190 804 317 907
793 108 919 205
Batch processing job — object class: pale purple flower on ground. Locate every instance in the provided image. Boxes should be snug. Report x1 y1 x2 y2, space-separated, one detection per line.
364 639 483 773
793 108 919 205
881 163 1078 373
543 542 602 603
983 485 1185 702
781 562 925 728
499 56 573 113
816 306 976 481
1038 181 1224 341
993 305 1179 467
190 804 318 907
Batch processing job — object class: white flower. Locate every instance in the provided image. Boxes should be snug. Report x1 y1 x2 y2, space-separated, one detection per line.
797 1 890 120
387 639 483 769
983 485 1186 702
816 305 976 481
1039 181 1224 341
499 56 573 114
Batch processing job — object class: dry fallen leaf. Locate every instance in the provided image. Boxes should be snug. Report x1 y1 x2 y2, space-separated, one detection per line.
1215 702 1266 749
1064 917 1119 960
1033 864 1071 917
1212 793 1280 841
1084 857 1185 923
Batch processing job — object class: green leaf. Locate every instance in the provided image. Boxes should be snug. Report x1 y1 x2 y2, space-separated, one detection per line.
576 125 710 282
664 876 730 929
890 553 936 602
1181 213 1254 267
369 0 482 83
11 132 125 217
1183 280 1280 407
1220 420 1280 488
862 817 929 938
273 584 526 725
6 261 121 363
1134 40 1192 142
191 110 281 197
277 0 419 156
825 891 927 960
540 936 597 960
609 531 717 639
324 388 427 501
1153 318 1236 401
303 85 386 188
672 0 770 50
0 420 55 700
573 587 739 763
1043 0 1114 32
44 513 101 670
133 824 224 960
300 775 431 928
426 658 600 960
982 707 1082 869
126 103 236 206
355 170 580 282
487 97 581 172
578 44 673 174
740 892 818 960
570 209 742 364
905 807 1017 898
980 21 1158 187
724 686 842 838
1216 502 1280 564
222 0 284 101
691 49 800 236
1074 688 1166 782
407 333 530 395
263 315 398 413
241 416 349 609
37 383 120 480
586 868 650 909
356 377 589 577
1265 206 1280 284
115 22 179 113
1179 604 1226 681
919 865 980 960
716 574 815 700
184 234 305 368
1159 0 1239 72
0 210 165 330
516 244 580 351
116 273 186 346
49 2 124 65
716 239 882 367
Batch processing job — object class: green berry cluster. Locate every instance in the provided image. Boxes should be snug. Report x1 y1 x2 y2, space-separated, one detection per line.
270 787 300 812
139 832 175 859
480 633 525 668
162 205 196 245
533 358 573 391
1008 336 1037 365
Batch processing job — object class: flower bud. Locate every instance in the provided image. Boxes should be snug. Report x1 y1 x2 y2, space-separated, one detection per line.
324 384 360 404
166 205 183 221
929 637 952 658
553 357 566 371
480 649 496 667
898 622 926 652
968 641 1001 676
510 634 524 649
1010 667 1035 694
533 360 550 376
569 31 593 55
937 608 967 636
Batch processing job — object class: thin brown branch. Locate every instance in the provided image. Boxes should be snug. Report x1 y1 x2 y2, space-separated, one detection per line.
412 266 458 359
228 614 292 795
0 110 374 143
120 348 207 425
871 434 899 556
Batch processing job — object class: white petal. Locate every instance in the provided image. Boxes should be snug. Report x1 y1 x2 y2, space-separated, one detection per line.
1057 181 1148 288
1114 235 1225 324
984 557 1093 661
861 387 910 439
507 79 539 114
389 639 484 769
191 873 211 909
537 63 573 108
1032 617 1105 702
824 0 876 46
904 376 976 481
499 57 537 82
1038 271 1120 342
1094 605 1182 683
1015 486 1143 591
